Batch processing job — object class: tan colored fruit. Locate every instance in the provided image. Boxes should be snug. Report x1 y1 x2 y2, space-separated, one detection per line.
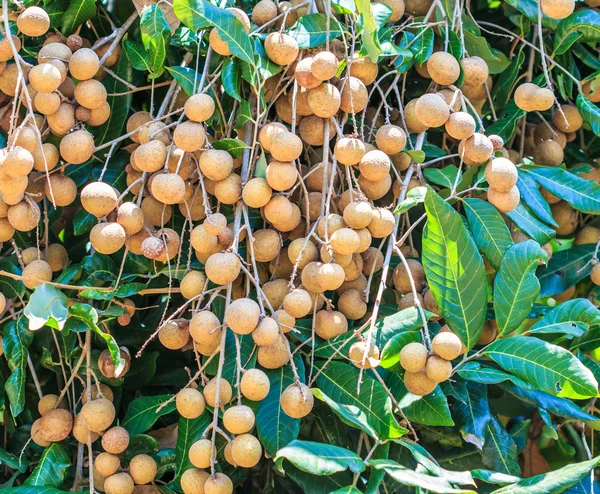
205 252 241 285
231 434 262 468
431 332 462 360
173 121 206 152
90 222 126 255
60 129 94 164
151 173 186 205
298 115 336 146
376 0 405 20
46 243 67 272
264 33 299 66
82 383 114 404
104 473 134 494
252 316 279 346
0 217 14 241
425 355 452 383
333 137 364 166
427 52 460 86
243 177 272 208
308 82 341 118
203 377 233 407
343 201 373 229
368 208 395 238
214 172 242 204
283 289 313 318
17 6 50 37
204 473 233 494
69 48 100 80
102 426 130 455
223 405 255 435
376 124 407 155
22 259 52 289
181 469 210 494
462 133 494 164
477 321 498 345
0 64 20 96
158 320 190 350
81 398 115 432
270 132 303 162
362 247 383 275
74 79 107 110
488 185 520 213
257 333 290 368
72 414 100 444
39 408 72 442
533 140 564 167
552 104 583 133
129 454 157 485
183 94 214 124
301 261 345 292
551 201 578 235
39 42 72 63
541 0 574 19
404 369 437 396
330 228 360 255
266 160 297 191
399 342 427 372
116 202 144 236
31 418 51 447
591 263 600 285
141 196 172 226
295 57 322 89
81 182 118 217
252 0 278 25
485 157 518 192
34 91 60 115
2 147 35 179
95 452 121 477
138 121 171 145
258 122 287 153
415 93 450 128
514 83 538 112
399 292 424 311
47 102 75 136
533 124 567 149
38 394 65 415
312 51 339 80
393 259 425 294
461 56 489 86
314 309 348 339
340 76 368 113
348 340 379 368
87 101 111 126
445 112 476 140
0 36 19 63
241 368 270 401
127 112 152 143
30 63 62 93
348 53 377 85
358 150 391 182
31 143 59 172
180 271 206 300
339 289 368 321
533 87 554 111
575 226 600 246
225 297 260 334
281 383 313 418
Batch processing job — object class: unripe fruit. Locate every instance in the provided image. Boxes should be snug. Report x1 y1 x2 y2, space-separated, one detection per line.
95 452 121 477
445 112 476 140
22 259 52 289
404 369 437 396
181 469 210 494
17 7 50 37
104 473 134 494
312 51 339 80
427 52 460 86
399 342 427 372
60 130 94 164
241 368 270 401
39 408 73 442
102 426 130 454
376 124 406 155
129 454 157 485
81 182 118 217
204 473 233 494
340 76 368 113
225 297 260 334
231 434 262 468
485 157 518 192
488 185 520 213
203 377 233 407
415 93 450 128
69 48 100 80
431 332 463 360
265 33 299 66
80 398 116 432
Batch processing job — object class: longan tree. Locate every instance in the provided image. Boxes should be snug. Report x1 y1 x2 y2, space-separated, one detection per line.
0 0 600 492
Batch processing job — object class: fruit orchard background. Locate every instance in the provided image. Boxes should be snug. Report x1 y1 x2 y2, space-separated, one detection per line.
0 0 600 492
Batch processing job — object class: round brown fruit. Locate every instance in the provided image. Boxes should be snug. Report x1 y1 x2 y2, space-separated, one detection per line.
426 52 460 86
241 368 270 401
102 426 130 455
431 332 463 360
80 398 115 433
404 369 437 396
281 383 313 418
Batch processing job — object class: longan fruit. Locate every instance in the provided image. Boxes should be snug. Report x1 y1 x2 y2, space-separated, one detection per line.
0 36 19 63
316 213 345 238
399 342 428 372
533 140 564 167
404 369 437 396
127 112 152 143
191 224 218 254
82 383 114 404
477 321 498 345
575 226 600 246
39 408 73 442
282 289 312 318
301 261 346 292
184 94 215 122
223 405 255 435
431 331 463 360
266 160 297 191
214 172 242 205
0 216 13 242
298 115 336 146
415 93 450 128
38 393 65 415
551 200 578 235
258 122 287 153
81 181 118 217
181 469 210 494
339 289 368 321
72 414 100 444
281 383 313 418
425 355 452 383
348 340 379 369
553 105 583 134
361 247 383 275
151 173 186 205
343 201 373 229
69 48 100 80
226 298 260 335
265 32 299 66
359 150 391 181
189 310 221 344
31 418 51 447
488 185 520 213
392 259 425 294
307 82 341 118
533 87 554 111
257 333 290 369
333 136 365 166
205 252 241 285
295 57 322 89
30 63 62 93
462 133 494 164
102 426 130 455
514 83 538 112
95 452 121 477
141 196 172 226
46 243 67 272
315 309 348 339
116 202 144 236
253 228 282 262
90 222 126 254
3 147 34 178
34 91 60 115
104 472 134 494
87 101 111 126
173 121 206 152
39 42 72 63
590 263 600 285
250 316 277 346
541 0 574 19
47 102 75 135
81 398 115 432
60 129 94 164
129 454 157 485
252 0 277 25
349 53 378 85
158 319 190 350
231 434 262 468
74 79 107 110
367 208 395 238
445 112 476 140
312 50 339 80
240 369 271 401
270 132 303 162
22 259 52 289
426 52 460 86
0 64 20 96
330 228 360 255
459 56 488 86
21 247 40 266
398 291 423 311
485 157 518 192
17 7 50 37
340 76 368 113
203 377 233 407
204 473 233 494
376 124 407 155
263 194 294 226
242 177 272 208
533 123 567 149
180 271 206 300
423 288 440 319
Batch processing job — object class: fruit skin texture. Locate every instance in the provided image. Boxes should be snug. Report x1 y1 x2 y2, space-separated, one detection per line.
425 355 453 383
176 388 206 419
488 185 520 213
591 264 600 285
399 342 428 372
376 124 407 155
223 405 255 434
431 332 462 360
22 259 52 289
17 7 50 37
426 52 460 86
102 426 130 455
552 104 583 133
241 368 271 401
181 469 210 494
264 33 299 66
80 397 116 433
225 297 260 334
204 473 233 494
404 369 437 396
60 130 95 164
231 434 262 468
415 93 450 128
541 0 574 19
485 158 518 192
393 259 425 294
129 454 157 485
104 472 134 494
39 408 73 442
281 383 314 418
81 182 118 217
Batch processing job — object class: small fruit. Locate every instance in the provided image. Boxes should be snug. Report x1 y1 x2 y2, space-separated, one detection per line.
348 340 380 368
80 398 115 432
415 93 450 128
104 473 134 494
376 124 406 155
231 434 262 468
241 368 270 401
225 297 260 334
399 342 428 372
203 377 233 407
404 369 437 396
426 52 460 86
485 157 518 192
204 473 233 494
181 469 210 494
95 452 121 477
488 185 520 213
264 33 299 66
129 454 157 485
223 405 255 434
431 332 463 360
176 388 206 419
189 439 213 469
39 408 73 442
425 355 453 383
17 7 50 37
102 426 130 455
281 383 314 418
541 0 575 19
184 94 215 122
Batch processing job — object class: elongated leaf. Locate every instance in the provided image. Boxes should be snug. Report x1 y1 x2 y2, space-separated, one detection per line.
166 66 197 97
61 0 96 36
315 361 406 440
380 331 421 369
493 241 547 335
483 336 598 398
423 165 461 190
212 138 247 159
486 101 526 142
312 388 378 438
221 58 241 101
492 457 600 493
288 14 343 49
457 362 534 390
24 444 69 487
4 488 71 494
504 0 559 28
463 31 510 74
577 93 600 137
523 167 600 214
411 26 434 65
0 261 25 299
174 414 211 481
515 171 557 227
4 318 32 417
355 0 381 62
23 284 69 331
422 187 487 349
286 464 353 493
140 4 171 75
257 357 303 456
554 10 600 55
174 0 255 66
394 186 426 214
275 440 365 475
492 47 525 110
124 40 152 72
448 382 491 449
482 416 520 476
530 298 600 337
122 395 176 435
463 198 514 270
0 447 27 473
538 244 596 297
506 202 556 245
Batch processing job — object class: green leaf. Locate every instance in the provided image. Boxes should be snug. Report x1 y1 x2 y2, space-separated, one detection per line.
355 0 380 62
23 284 69 331
368 459 476 493
312 388 378 438
448 382 491 449
506 203 556 245
554 10 600 55
493 241 547 335
504 0 559 29
492 48 525 110
577 93 600 137
166 66 198 97
483 336 598 398
72 209 95 236
140 4 171 75
212 138 248 159
122 395 176 435
286 464 353 493
423 165 461 190
388 374 453 426
4 488 71 494
463 32 510 74
463 198 514 271
515 171 557 227
422 187 487 349
457 362 534 390
0 261 25 299
394 186 426 214
538 244 596 297
483 416 520 476
124 40 152 72
24 444 69 488
221 58 241 101
486 101 526 142
530 299 600 337
174 414 211 481
174 0 255 66
288 14 343 49
94 53 133 146
315 361 406 440
275 440 365 475
3 318 32 417
61 0 96 36
523 167 600 214
410 27 434 65
0 447 27 473
492 457 600 493
331 0 355 14
257 356 304 456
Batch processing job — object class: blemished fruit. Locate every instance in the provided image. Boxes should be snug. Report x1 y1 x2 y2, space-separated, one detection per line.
39 408 73 442
431 332 463 360
281 383 314 418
